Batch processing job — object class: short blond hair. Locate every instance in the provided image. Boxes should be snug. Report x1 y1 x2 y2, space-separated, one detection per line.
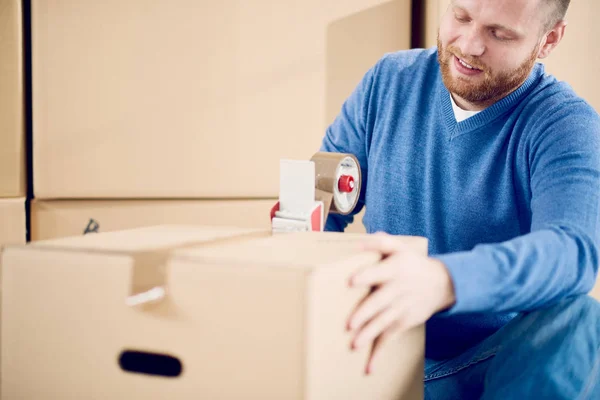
543 0 570 30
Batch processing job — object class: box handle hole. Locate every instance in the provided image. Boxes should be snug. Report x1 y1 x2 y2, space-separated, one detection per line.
118 350 182 378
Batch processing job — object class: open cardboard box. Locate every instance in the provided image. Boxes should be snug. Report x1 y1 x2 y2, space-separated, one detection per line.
1 225 425 399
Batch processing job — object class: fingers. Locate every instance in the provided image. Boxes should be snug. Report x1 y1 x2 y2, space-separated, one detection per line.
347 284 398 332
365 329 392 375
349 261 397 287
351 306 399 350
346 285 378 331
361 232 407 256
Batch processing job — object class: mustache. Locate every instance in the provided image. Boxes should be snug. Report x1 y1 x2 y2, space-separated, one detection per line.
446 46 488 72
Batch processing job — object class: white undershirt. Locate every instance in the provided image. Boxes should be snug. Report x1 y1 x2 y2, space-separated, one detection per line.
450 94 481 122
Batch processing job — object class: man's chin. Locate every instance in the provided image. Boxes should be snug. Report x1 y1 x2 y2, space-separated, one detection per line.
445 79 479 96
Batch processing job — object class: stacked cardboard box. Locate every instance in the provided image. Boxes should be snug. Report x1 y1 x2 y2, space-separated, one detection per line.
0 0 26 245
1 225 426 399
29 0 411 237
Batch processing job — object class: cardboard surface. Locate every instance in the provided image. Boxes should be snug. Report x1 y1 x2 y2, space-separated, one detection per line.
424 0 600 112
32 0 411 199
30 199 366 241
2 225 425 399
0 0 26 197
0 197 26 245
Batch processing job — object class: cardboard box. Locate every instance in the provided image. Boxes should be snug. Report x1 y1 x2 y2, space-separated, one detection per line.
0 197 26 246
30 199 366 241
0 0 26 197
1 225 425 399
424 0 600 112
32 0 411 199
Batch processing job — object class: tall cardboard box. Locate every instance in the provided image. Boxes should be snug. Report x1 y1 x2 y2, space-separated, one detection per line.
32 0 411 199
0 0 26 197
0 198 26 245
423 0 600 112
1 225 425 399
30 199 366 241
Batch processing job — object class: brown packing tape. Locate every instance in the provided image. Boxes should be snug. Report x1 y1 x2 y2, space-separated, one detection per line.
315 189 334 219
310 152 361 215
127 229 273 310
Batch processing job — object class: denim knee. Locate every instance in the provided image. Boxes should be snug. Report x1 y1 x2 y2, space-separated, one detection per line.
545 295 600 322
527 295 600 350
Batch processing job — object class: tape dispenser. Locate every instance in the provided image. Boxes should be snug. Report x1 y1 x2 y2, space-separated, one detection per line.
270 152 362 233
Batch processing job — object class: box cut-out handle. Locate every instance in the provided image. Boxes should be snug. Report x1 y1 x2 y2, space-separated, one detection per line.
118 350 183 378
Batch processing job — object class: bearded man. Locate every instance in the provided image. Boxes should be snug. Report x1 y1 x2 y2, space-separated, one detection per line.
321 0 600 398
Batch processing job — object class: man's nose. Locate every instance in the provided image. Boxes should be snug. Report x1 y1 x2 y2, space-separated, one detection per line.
458 27 485 58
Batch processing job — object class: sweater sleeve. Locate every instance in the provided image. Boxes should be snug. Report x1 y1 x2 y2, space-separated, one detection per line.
319 62 377 232
435 100 600 314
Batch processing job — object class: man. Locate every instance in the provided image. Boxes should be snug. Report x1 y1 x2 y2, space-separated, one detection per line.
321 0 600 398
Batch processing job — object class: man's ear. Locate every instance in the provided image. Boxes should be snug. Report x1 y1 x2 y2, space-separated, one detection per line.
537 20 567 59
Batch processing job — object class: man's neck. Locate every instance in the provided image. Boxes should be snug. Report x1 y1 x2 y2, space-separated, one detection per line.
451 93 489 112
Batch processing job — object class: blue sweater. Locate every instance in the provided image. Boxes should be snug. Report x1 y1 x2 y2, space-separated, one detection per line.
321 47 600 359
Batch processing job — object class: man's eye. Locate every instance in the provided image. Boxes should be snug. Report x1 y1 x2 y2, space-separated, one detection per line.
491 29 511 41
454 14 470 23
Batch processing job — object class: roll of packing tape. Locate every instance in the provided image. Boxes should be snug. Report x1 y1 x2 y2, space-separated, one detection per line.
310 152 361 215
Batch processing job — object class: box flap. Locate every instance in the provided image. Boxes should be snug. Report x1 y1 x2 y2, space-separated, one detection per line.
19 225 271 308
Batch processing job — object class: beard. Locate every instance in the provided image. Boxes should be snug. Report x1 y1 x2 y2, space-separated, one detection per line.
437 37 539 107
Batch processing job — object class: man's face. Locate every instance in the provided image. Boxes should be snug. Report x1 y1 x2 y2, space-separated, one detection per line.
437 0 548 109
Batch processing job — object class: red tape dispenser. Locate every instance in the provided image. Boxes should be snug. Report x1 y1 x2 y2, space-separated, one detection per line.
270 152 362 233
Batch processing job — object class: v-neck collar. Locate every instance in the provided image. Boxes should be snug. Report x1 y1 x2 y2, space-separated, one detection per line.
439 63 545 139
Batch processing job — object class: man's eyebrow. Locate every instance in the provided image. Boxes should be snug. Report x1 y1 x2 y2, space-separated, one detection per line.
452 4 468 13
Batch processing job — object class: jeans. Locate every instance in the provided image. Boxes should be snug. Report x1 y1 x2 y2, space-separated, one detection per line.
424 295 600 399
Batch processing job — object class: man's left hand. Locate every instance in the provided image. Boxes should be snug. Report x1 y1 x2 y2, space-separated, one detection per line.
346 232 456 374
